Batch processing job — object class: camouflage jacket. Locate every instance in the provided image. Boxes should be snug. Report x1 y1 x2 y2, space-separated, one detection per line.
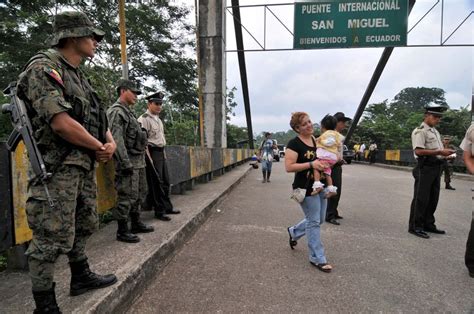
17 48 105 172
107 100 146 170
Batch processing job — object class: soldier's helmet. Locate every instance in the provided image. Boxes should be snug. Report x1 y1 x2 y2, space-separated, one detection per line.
50 11 105 46
424 102 448 115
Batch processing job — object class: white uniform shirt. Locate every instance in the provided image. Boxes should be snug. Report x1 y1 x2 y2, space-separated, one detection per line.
138 109 166 147
460 123 474 155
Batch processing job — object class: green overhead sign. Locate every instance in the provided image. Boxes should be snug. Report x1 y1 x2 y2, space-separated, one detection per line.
294 0 408 49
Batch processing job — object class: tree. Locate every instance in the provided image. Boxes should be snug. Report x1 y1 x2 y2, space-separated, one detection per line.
391 87 448 111
0 1 199 142
352 87 469 150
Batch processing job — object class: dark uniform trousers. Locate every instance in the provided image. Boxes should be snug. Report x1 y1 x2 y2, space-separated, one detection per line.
466 214 474 273
146 146 174 213
409 162 441 231
326 163 342 220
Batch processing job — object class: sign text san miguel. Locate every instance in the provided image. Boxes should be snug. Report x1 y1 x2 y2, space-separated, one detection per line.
294 0 408 49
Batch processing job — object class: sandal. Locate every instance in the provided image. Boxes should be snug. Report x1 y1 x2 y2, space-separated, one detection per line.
310 262 332 273
287 227 297 250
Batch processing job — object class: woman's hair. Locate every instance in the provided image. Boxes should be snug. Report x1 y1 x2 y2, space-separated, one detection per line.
320 114 337 131
290 112 309 132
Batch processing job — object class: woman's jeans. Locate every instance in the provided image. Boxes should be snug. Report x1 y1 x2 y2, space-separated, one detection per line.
289 193 328 264
262 160 272 172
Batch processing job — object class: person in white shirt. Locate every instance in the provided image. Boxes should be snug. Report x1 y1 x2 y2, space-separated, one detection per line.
138 92 181 221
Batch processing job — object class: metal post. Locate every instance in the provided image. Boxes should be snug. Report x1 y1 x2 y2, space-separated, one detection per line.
231 0 254 149
345 0 416 144
119 0 129 79
195 0 204 146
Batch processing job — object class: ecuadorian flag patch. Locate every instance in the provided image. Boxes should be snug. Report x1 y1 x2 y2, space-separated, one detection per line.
44 66 64 87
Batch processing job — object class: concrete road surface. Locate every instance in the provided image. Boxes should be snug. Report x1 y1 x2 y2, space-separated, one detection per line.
130 162 473 313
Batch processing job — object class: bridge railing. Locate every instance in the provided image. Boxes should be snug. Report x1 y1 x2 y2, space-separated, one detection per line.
0 141 252 252
369 149 467 171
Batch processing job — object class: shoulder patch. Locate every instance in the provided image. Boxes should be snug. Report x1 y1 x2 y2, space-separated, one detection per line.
44 66 64 87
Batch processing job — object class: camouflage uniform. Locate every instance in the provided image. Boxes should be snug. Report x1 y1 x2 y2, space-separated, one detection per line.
16 18 106 291
107 99 148 221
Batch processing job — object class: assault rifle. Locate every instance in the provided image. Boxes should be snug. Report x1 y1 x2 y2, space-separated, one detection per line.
2 82 56 209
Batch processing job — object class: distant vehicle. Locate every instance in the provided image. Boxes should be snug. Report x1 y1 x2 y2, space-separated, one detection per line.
343 145 354 164
277 144 285 158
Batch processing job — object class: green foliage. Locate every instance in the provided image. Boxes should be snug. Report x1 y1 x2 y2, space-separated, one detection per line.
352 87 470 149
0 1 198 140
0 93 13 140
227 123 248 148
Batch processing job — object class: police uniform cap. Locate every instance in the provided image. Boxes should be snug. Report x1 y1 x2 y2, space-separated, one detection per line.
334 112 352 122
146 91 164 104
116 79 142 95
424 102 448 115
50 11 105 46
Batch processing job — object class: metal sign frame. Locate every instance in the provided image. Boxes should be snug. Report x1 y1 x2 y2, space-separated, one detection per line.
225 0 474 52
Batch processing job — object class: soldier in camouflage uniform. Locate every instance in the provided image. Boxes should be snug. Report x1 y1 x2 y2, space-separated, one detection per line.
441 135 456 190
107 79 154 243
16 11 118 313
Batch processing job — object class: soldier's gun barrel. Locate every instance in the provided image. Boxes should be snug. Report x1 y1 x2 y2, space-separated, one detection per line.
2 82 55 208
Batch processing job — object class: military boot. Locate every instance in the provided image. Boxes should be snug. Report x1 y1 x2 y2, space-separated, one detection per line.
130 212 154 234
116 220 140 243
32 283 61 314
69 259 118 296
445 184 456 190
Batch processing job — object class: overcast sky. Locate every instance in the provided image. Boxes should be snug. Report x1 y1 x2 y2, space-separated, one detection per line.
220 0 473 135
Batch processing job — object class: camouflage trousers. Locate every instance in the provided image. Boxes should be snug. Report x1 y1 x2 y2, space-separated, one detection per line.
113 167 147 221
441 162 453 184
26 164 99 291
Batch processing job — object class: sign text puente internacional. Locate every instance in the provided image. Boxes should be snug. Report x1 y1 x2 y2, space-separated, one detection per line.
294 0 408 49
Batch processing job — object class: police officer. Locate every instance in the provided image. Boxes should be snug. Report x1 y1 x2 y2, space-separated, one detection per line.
138 92 180 219
441 135 456 190
326 112 351 225
461 122 474 277
16 11 118 313
408 103 456 239
107 79 154 243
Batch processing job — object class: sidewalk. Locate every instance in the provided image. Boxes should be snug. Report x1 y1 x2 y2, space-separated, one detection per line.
354 161 474 182
0 164 251 314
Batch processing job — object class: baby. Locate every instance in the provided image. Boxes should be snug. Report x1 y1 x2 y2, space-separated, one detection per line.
312 115 344 198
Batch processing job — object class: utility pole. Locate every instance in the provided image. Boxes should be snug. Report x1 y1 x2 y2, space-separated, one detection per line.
119 0 129 79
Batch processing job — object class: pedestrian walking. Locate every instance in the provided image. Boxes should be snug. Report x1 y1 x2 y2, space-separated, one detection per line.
460 122 474 278
107 79 155 243
441 135 456 190
259 132 276 183
408 103 455 239
285 112 333 273
138 92 181 220
15 11 118 312
359 143 366 161
325 112 351 225
368 142 378 164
